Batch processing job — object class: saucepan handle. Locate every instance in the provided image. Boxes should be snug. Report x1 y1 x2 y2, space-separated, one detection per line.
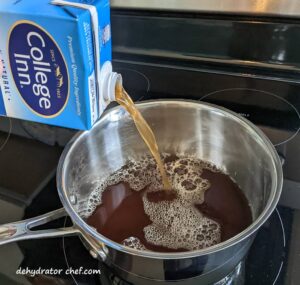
0 208 80 245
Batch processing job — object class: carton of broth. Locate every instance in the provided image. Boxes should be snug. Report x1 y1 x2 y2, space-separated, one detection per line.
0 0 112 130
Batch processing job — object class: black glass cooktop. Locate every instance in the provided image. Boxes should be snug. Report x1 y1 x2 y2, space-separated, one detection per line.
0 130 295 285
0 62 299 284
0 72 300 283
2 6 300 284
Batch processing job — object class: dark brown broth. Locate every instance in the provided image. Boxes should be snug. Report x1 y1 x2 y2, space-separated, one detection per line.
87 159 252 252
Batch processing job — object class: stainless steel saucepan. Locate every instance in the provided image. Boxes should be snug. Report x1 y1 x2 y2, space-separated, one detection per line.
0 100 283 284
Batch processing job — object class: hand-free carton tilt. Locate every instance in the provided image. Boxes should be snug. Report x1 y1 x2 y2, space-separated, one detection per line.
0 0 116 130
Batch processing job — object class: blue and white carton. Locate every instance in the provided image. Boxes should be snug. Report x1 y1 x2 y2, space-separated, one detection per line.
0 0 115 130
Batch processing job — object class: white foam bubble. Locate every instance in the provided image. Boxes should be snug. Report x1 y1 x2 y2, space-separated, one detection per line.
122 236 146 251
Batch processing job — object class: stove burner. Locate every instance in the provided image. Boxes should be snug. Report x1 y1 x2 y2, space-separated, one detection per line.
273 208 286 284
215 262 245 285
0 117 12 152
114 67 151 102
98 260 243 285
245 207 288 285
199 88 300 146
62 218 78 285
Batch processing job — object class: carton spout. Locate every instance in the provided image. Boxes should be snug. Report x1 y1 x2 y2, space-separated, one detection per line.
98 61 122 115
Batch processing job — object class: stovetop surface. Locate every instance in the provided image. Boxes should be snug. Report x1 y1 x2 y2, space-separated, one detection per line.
0 71 300 284
1 9 300 284
0 118 298 285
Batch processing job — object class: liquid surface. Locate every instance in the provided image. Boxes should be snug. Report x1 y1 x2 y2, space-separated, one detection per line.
87 155 252 252
196 169 252 241
115 84 171 190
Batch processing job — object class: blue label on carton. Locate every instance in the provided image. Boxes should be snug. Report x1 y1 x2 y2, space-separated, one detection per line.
8 21 69 117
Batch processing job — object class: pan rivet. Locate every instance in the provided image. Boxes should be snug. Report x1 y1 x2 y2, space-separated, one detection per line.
70 194 77 205
89 249 98 259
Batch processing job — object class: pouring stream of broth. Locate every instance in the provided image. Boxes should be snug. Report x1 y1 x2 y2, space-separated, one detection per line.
115 84 171 190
